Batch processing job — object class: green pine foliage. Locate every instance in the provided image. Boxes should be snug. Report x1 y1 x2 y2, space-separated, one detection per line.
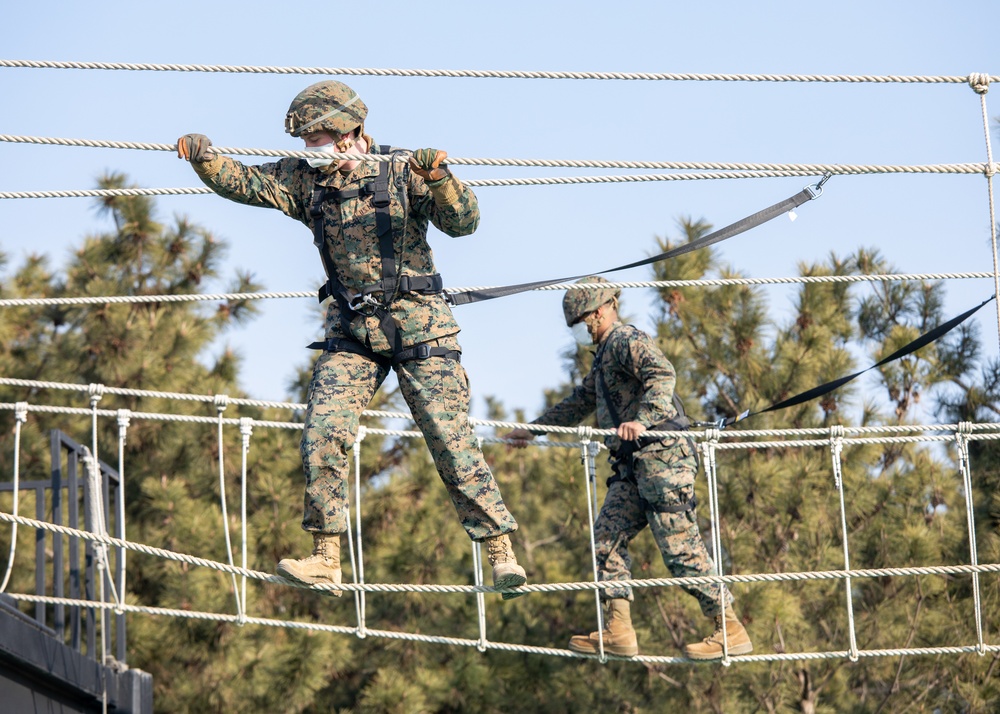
0 183 997 712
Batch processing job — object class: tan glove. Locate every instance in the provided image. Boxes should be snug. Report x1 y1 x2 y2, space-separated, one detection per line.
177 134 215 163
409 148 450 183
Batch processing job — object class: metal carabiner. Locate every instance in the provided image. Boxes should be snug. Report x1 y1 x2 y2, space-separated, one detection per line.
348 291 382 316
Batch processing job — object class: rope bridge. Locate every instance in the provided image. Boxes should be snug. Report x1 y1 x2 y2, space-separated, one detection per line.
0 60 998 668
0 388 998 666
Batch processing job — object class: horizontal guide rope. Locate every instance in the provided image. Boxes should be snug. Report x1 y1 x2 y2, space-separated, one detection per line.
4 593 998 665
3 510 999 594
4 593 988 667
1 60 995 85
1 135 996 175
0 274 993 309
1 399 997 444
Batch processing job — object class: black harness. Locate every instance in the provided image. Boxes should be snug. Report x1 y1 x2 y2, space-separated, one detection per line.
304 146 459 368
596 333 697 516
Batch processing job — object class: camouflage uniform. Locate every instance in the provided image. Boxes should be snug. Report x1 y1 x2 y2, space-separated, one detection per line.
530 322 727 617
190 145 518 541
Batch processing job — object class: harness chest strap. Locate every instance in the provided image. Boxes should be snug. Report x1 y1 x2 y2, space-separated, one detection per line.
306 146 453 365
595 335 697 515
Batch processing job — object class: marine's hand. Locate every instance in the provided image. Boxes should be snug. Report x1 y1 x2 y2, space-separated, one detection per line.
409 148 450 182
177 134 215 162
617 422 647 441
504 428 536 450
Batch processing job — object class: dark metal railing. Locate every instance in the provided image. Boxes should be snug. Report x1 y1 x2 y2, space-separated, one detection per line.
0 430 126 664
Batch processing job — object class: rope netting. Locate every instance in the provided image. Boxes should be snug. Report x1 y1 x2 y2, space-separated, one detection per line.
0 61 998 665
0 393 999 665
0 398 1000 664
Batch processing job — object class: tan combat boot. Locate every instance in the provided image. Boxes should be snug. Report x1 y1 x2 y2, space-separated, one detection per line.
567 599 639 657
484 533 527 600
683 605 753 660
276 532 343 597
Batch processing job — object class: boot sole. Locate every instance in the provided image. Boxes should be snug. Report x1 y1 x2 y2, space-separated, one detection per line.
684 642 753 660
276 564 343 597
567 640 638 657
494 571 528 600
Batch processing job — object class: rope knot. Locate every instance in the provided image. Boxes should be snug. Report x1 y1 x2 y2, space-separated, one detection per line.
14 402 28 423
88 382 106 403
214 394 230 413
116 409 132 430
968 73 990 95
576 425 594 442
957 421 973 436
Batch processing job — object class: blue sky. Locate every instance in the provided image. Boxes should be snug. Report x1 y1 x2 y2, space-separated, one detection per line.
1 1 997 420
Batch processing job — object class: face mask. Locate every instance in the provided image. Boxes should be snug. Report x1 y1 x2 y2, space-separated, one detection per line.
571 321 593 345
304 142 339 168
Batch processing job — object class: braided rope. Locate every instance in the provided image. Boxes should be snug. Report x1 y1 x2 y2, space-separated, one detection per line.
1 135 996 176
2 398 999 444
0 273 993 310
6 591 997 665
2 60 997 85
3 509 999 596
973 75 1000 352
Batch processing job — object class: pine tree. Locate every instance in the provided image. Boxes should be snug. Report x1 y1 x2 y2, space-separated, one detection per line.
2 182 996 712
0 175 395 712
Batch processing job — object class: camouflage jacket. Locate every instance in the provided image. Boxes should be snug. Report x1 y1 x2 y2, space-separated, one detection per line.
531 323 681 453
191 140 480 354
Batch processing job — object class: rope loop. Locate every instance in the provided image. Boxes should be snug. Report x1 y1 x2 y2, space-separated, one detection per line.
968 73 990 95
576 425 594 443
957 421 973 436
13 402 28 423
214 394 230 413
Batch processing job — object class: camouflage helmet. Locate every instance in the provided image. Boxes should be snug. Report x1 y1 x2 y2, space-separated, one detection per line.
284 80 368 137
562 276 621 327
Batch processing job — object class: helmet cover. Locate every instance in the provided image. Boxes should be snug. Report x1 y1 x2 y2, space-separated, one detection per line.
562 276 621 327
285 80 368 137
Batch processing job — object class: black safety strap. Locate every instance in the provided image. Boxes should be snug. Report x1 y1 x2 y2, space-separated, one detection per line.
595 334 692 436
307 146 452 365
594 335 697 516
307 337 461 367
446 177 829 307
309 187 356 338
306 337 391 369
724 293 998 427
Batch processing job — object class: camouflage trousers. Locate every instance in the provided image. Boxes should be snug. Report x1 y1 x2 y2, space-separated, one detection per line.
595 439 730 618
299 334 518 541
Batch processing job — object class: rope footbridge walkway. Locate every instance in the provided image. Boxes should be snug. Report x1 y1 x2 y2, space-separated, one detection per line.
0 382 998 666
0 61 998 668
